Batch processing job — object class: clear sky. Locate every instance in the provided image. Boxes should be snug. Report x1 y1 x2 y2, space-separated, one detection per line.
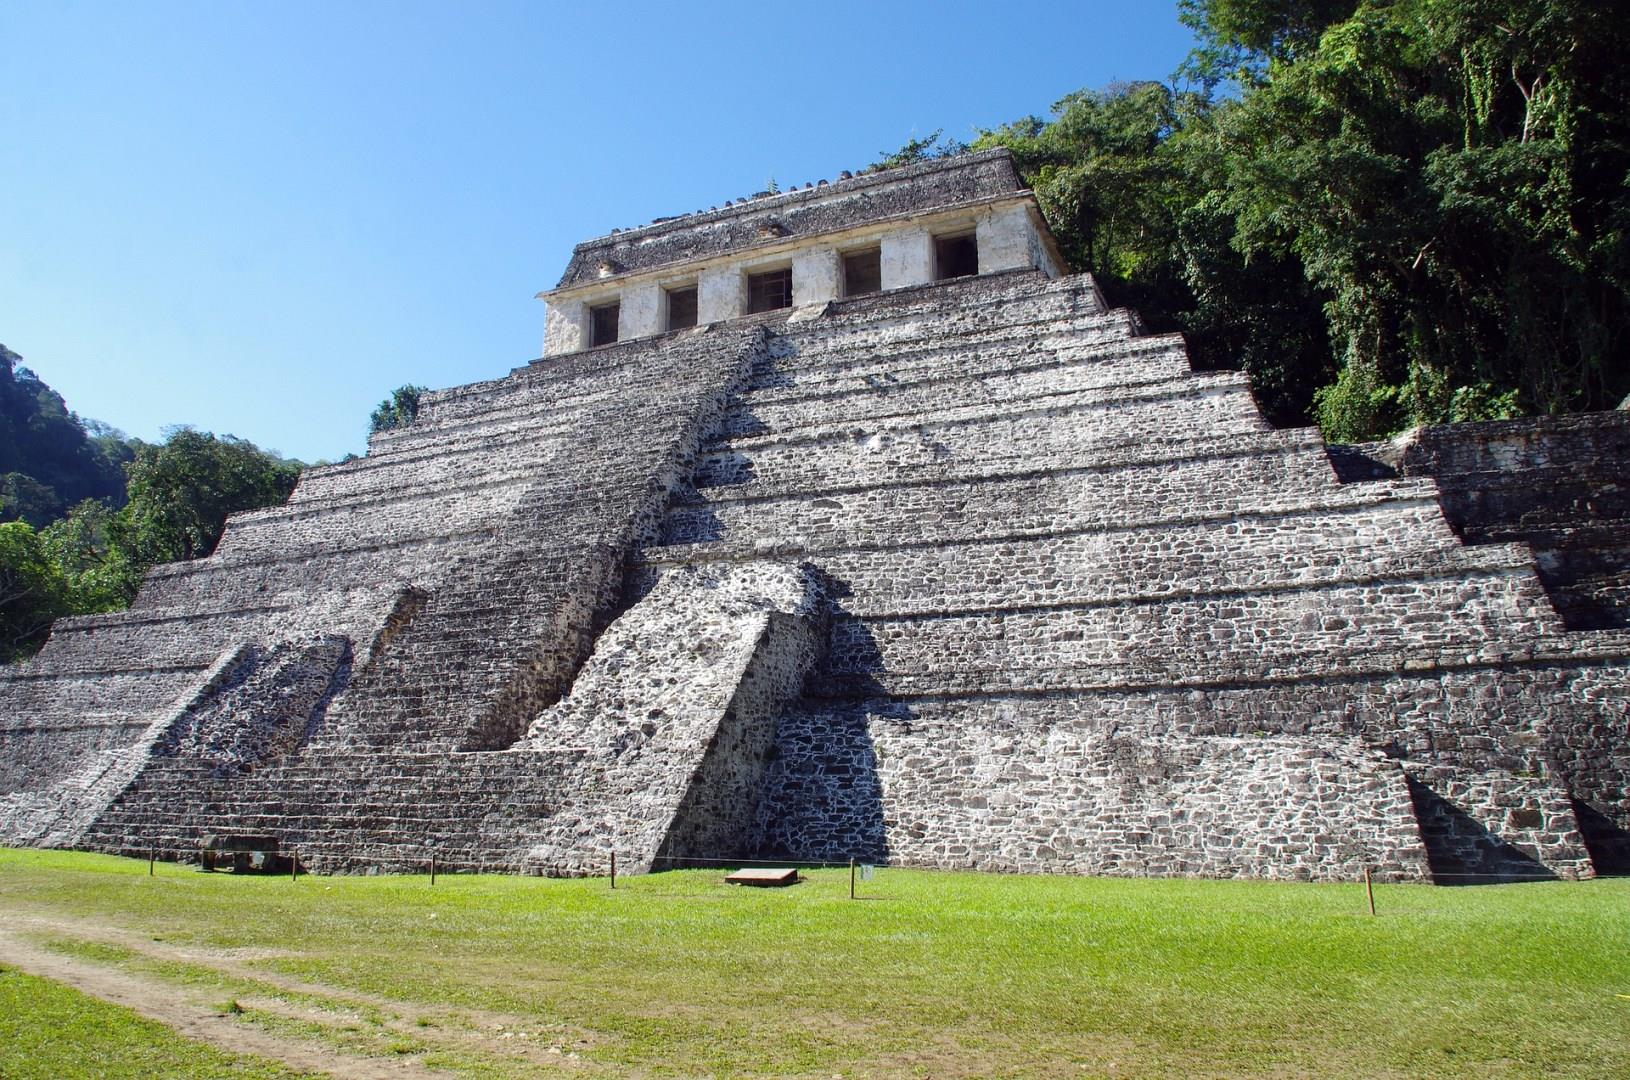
2 1 1200 462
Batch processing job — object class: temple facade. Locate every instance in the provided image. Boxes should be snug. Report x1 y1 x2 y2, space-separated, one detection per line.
1 149 1625 882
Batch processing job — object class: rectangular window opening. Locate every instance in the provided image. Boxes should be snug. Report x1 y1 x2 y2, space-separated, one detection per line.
842 248 882 297
589 301 621 347
666 286 698 331
934 233 979 281
746 268 794 314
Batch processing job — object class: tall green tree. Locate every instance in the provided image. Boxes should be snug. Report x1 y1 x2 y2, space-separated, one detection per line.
119 428 301 565
981 0 1629 440
975 82 1203 330
0 522 70 662
1177 0 1359 87
40 499 140 612
1206 0 1629 438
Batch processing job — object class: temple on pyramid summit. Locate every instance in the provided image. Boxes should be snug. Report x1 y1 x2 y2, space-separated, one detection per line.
2 149 1627 882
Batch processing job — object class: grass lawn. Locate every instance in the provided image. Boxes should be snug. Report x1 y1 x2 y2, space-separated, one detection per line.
0 964 316 1079
0 848 1626 1078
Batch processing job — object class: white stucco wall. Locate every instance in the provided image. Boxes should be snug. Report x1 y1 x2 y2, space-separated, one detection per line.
977 203 1038 275
621 282 662 339
881 228 935 291
543 300 587 357
792 247 841 307
698 265 745 324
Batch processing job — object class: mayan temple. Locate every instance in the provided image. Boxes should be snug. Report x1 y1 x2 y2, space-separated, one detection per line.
1 149 1626 883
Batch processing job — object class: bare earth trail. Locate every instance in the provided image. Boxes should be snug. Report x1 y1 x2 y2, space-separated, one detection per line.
0 912 591 1078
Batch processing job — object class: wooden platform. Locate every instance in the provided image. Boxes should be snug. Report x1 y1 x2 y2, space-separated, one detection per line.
724 867 799 887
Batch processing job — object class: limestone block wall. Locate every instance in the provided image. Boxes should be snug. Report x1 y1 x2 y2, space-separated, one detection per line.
7 250 1628 884
519 561 826 871
639 267 1630 882
2 322 769 852
761 700 1428 881
1333 413 1630 631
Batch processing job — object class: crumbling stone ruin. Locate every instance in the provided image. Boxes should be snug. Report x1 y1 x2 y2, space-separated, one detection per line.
2 149 1626 883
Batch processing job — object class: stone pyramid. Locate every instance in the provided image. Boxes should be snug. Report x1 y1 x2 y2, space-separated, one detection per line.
2 149 1625 883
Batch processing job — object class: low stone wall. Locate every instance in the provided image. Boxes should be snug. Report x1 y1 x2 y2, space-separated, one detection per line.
761 701 1428 882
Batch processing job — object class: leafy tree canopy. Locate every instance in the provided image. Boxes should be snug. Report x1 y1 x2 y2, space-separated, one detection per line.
369 385 428 435
121 428 301 565
0 426 301 660
0 345 135 527
0 521 69 662
978 0 1630 440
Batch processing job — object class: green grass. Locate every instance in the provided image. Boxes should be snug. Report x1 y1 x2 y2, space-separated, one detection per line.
1 847 1627 1078
0 964 315 1079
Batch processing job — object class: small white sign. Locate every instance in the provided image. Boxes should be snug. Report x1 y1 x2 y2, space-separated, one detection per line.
860 863 874 881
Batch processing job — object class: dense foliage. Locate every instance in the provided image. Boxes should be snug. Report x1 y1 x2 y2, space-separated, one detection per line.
967 0 1629 438
0 430 301 661
0 345 135 527
0 347 303 660
368 384 427 434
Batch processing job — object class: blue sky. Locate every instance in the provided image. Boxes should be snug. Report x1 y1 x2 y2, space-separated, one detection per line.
2 1 1200 462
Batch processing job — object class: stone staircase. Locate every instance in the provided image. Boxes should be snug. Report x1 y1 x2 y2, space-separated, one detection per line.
637 269 1627 882
6 265 1627 883
82 750 595 873
2 322 769 858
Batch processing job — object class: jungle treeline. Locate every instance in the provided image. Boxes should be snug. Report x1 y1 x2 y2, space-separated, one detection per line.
951 0 1628 438
0 345 302 660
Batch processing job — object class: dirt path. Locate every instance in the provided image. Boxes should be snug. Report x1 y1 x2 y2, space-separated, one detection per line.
0 911 599 1077
0 924 441 1079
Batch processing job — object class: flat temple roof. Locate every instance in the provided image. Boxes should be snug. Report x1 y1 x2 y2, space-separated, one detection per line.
552 148 1027 291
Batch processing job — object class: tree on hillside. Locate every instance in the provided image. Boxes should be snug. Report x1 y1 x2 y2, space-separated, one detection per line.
975 82 1201 329
41 499 140 613
1200 0 1629 438
0 427 303 661
0 346 134 526
1177 0 1358 87
0 522 70 662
